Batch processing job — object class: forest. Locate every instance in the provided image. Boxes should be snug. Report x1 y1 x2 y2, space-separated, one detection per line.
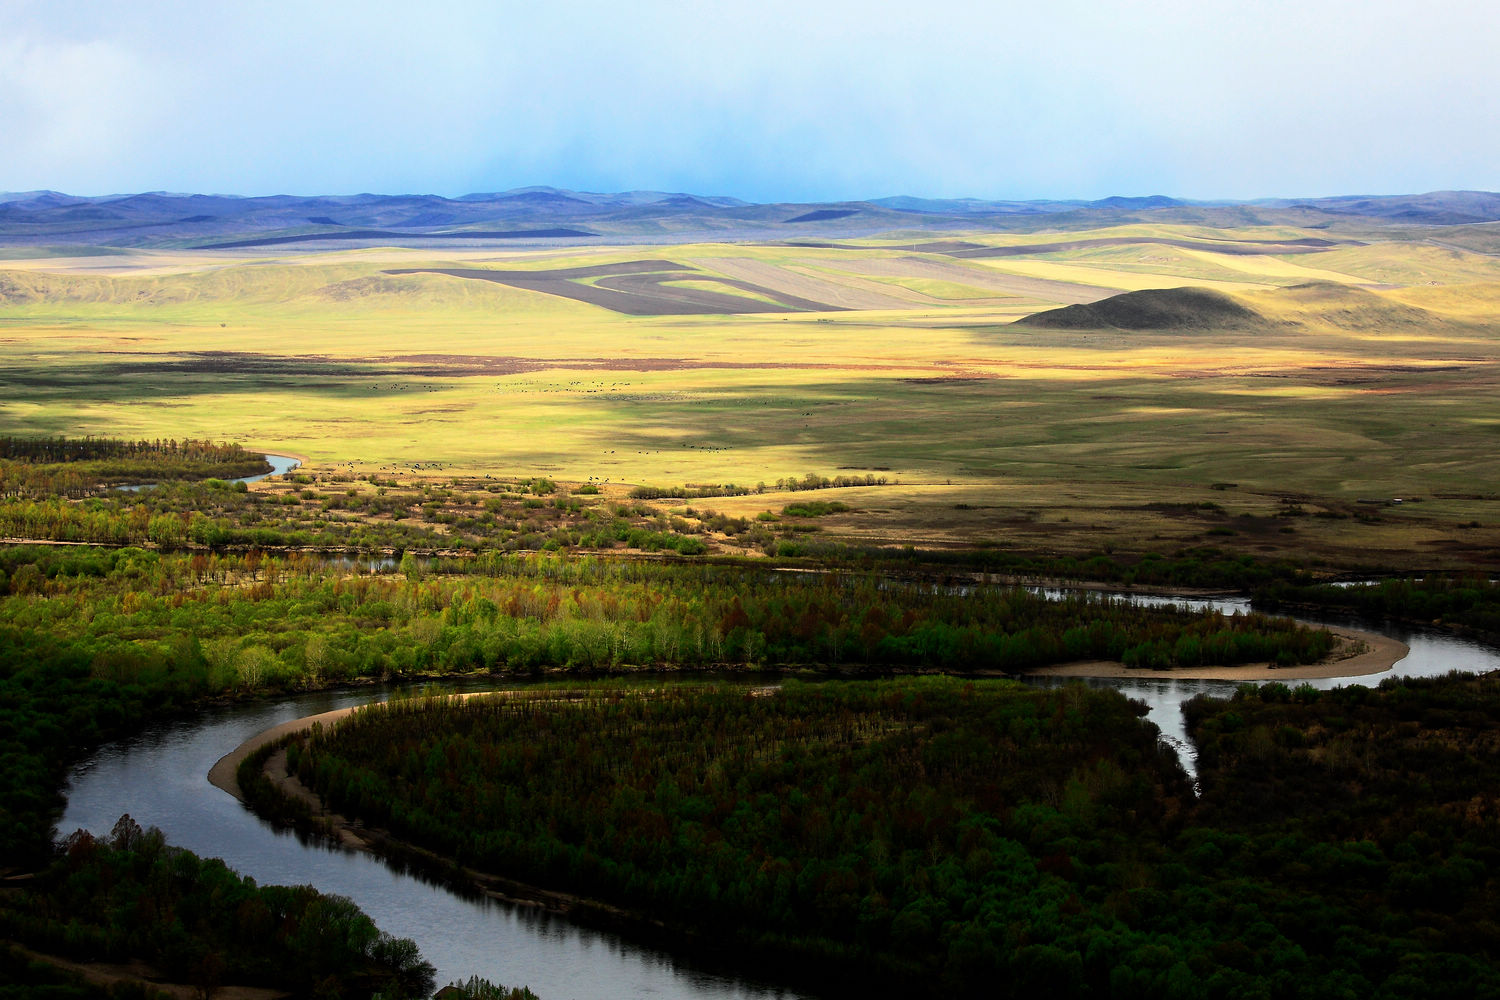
0 436 271 499
1255 575 1500 646
0 434 1484 999
0 815 434 999
265 675 1500 999
0 537 1336 868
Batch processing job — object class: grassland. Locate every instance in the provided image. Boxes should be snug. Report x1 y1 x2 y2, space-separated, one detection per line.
4 225 1500 572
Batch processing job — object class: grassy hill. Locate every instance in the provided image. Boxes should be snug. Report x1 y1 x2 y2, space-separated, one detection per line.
1014 287 1265 330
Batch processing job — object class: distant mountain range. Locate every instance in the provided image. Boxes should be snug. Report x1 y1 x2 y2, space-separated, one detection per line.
1 187 1498 250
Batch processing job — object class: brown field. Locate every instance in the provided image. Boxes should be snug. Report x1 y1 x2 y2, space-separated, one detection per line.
387 260 843 315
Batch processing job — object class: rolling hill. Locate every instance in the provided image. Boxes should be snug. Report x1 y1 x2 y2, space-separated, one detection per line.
2 188 1499 251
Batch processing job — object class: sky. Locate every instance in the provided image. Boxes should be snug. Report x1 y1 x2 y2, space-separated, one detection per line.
1 0 1496 203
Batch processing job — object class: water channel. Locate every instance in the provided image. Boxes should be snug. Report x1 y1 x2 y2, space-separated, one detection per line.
117 453 302 492
57 591 1500 999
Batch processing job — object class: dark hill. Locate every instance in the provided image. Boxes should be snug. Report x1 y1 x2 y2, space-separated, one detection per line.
1016 286 1263 330
785 209 858 223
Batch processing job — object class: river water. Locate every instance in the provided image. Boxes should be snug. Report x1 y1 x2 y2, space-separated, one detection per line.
57 594 1500 999
116 453 301 492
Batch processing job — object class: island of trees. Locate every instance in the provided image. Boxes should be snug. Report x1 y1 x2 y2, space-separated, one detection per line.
251 675 1500 999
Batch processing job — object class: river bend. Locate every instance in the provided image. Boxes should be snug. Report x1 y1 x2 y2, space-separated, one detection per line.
59 598 1500 999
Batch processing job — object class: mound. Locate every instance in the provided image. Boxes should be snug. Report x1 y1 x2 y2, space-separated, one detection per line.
1016 286 1263 330
1249 281 1449 331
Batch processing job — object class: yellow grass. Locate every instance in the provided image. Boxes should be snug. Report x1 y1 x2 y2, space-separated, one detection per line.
4 225 1500 569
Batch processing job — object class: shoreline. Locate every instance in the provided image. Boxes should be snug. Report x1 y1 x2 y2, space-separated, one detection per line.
202 627 1416 987
209 705 370 803
209 622 1409 804
1021 625 1408 681
250 448 311 465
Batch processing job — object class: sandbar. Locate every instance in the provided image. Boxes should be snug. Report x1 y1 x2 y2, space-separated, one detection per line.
1023 625 1407 681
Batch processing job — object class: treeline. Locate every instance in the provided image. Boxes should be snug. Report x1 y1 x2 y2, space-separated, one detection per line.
276 674 1500 998
0 612 219 865
1256 574 1500 644
629 472 889 500
0 435 270 499
0 475 722 555
0 597 446 998
0 444 1338 588
0 546 1333 692
0 435 258 465
0 544 1330 864
0 815 433 999
775 540 1317 591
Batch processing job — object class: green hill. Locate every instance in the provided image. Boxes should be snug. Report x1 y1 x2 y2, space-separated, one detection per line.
1014 286 1264 330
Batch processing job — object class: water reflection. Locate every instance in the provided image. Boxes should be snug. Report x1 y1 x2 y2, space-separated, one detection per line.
1023 588 1500 785
61 681 806 1000
115 453 301 493
58 589 1500 999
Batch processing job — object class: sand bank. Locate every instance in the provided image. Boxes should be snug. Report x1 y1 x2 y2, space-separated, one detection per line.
1023 625 1407 682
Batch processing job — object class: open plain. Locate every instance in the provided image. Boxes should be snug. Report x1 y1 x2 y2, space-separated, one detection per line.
6 214 1500 572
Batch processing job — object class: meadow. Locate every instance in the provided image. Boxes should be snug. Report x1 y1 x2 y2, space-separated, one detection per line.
5 216 1500 998
4 224 1500 572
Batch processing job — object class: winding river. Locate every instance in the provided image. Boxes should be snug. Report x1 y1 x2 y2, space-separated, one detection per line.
116 453 302 492
57 593 1500 999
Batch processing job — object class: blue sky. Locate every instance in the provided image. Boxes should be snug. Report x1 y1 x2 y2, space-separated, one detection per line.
1 0 1495 202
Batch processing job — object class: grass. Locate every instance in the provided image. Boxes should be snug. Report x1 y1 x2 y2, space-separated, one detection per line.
4 228 1500 571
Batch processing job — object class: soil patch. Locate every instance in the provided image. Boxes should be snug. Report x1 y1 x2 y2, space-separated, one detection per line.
34 349 931 380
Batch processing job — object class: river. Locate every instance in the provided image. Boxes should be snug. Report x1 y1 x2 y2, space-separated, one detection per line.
57 597 1500 999
116 453 301 492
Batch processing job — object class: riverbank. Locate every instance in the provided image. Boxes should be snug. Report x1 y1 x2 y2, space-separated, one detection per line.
211 700 795 989
210 623 1408 802
1023 625 1407 681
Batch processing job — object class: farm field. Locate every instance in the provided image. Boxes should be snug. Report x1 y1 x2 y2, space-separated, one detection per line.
4 223 1500 571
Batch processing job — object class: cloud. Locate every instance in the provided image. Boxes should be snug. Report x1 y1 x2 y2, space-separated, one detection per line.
0 29 170 192
0 0 1496 200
